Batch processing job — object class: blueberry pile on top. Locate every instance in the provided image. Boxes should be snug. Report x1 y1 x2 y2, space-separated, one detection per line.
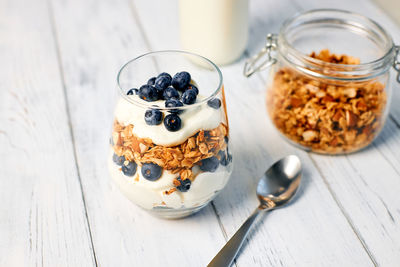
126 71 221 132
128 71 196 102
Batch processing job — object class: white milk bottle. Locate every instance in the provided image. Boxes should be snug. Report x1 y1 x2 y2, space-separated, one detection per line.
179 0 249 65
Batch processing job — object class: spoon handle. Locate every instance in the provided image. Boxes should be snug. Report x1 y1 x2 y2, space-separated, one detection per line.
208 207 267 267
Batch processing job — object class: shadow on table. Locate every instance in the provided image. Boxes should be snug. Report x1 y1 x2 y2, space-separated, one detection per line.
370 116 399 151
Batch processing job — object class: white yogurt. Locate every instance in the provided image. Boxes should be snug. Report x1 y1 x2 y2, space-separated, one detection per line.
108 153 230 210
114 95 223 146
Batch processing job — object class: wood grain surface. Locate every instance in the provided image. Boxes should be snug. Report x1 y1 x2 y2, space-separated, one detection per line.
0 0 95 265
1 0 399 266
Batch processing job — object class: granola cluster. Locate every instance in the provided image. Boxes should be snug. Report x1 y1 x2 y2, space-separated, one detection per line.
112 120 228 181
267 50 387 154
309 49 360 65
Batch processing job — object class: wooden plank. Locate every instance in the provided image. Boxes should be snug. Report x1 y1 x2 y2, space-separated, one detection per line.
374 119 400 174
374 0 400 26
0 0 96 266
48 0 228 266
133 0 375 266
311 150 400 266
290 0 400 265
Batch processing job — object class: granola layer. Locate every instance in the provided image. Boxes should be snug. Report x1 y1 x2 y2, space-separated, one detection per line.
112 120 229 180
267 50 387 154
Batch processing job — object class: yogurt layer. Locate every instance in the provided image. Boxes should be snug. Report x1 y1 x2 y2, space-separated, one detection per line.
108 152 230 210
114 95 223 146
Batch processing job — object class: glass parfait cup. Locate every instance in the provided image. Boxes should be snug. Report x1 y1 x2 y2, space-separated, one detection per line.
109 51 232 219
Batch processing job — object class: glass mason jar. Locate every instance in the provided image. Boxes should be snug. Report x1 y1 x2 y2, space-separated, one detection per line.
244 9 400 154
109 51 232 219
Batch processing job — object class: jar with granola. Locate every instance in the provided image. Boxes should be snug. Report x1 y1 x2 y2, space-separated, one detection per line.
244 9 400 154
109 51 232 218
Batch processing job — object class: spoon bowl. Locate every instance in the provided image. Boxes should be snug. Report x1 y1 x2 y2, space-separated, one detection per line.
257 155 302 208
208 155 302 267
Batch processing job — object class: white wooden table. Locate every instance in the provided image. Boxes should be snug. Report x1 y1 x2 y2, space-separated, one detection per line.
1 0 400 266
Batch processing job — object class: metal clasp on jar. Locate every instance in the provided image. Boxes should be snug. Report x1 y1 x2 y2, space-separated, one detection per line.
243 34 277 77
245 35 400 84
393 45 400 83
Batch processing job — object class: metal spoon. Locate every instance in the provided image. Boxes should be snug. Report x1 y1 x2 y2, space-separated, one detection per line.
208 155 302 267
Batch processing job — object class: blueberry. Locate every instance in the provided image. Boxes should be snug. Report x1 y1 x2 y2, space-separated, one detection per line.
144 109 163 125
199 156 219 172
172 71 191 91
163 87 180 100
164 114 182 132
155 88 165 100
187 84 199 95
218 150 232 166
207 98 221 109
122 161 137 176
165 98 183 108
176 177 191 192
127 88 138 95
141 163 162 181
158 72 172 80
147 77 156 86
139 85 158 102
155 75 171 91
112 153 125 166
165 98 184 114
182 89 197 105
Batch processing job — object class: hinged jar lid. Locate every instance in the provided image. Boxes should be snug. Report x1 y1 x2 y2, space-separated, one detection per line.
244 9 400 82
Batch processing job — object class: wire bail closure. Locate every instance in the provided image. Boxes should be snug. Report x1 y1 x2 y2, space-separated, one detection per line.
244 36 400 83
393 45 400 83
243 34 278 77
